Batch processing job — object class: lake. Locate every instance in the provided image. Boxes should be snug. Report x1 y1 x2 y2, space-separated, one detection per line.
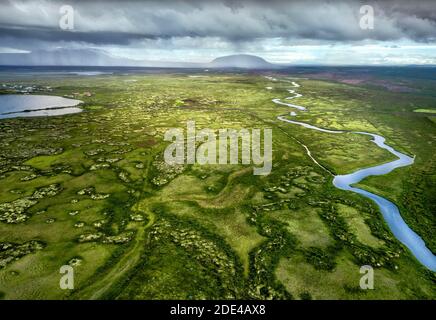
0 94 82 119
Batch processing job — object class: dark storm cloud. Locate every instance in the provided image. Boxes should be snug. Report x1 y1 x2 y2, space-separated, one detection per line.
0 24 149 45
1 0 436 47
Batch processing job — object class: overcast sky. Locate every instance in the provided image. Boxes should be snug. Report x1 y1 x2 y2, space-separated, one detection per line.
1 0 436 65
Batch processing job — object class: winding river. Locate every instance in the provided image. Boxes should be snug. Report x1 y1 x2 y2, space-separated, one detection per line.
268 77 436 271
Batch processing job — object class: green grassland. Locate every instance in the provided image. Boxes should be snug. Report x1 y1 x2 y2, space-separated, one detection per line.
414 109 436 114
0 72 435 299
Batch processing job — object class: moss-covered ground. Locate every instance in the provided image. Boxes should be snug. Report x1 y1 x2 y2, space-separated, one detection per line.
0 71 434 299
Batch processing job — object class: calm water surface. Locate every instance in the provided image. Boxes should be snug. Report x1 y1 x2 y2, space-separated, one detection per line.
0 94 82 119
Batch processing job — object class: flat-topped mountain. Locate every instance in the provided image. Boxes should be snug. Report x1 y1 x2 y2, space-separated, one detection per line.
208 54 277 69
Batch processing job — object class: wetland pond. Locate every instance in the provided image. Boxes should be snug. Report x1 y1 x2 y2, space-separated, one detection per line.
0 94 82 119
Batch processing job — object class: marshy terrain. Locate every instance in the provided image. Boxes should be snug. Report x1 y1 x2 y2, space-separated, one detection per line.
0 70 435 299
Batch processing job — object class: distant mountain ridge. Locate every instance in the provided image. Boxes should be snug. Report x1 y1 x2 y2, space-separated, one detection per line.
0 49 280 69
0 49 132 67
